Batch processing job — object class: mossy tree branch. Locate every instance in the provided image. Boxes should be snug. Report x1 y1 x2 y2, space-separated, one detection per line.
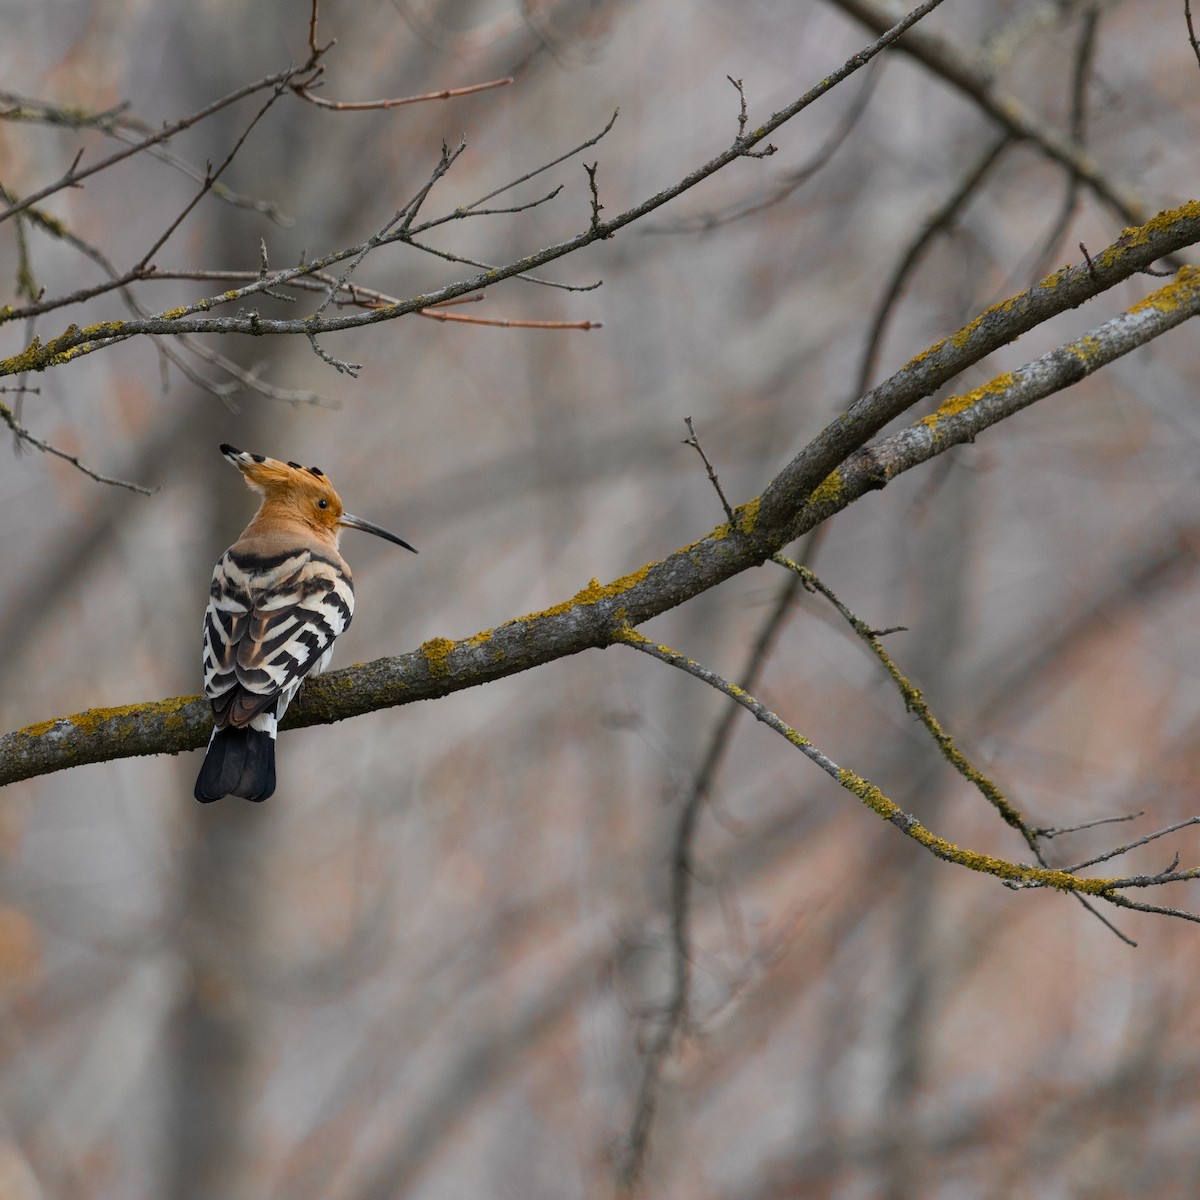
4 229 1200 788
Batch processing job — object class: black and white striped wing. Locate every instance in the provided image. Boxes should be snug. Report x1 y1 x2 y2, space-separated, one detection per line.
202 548 355 728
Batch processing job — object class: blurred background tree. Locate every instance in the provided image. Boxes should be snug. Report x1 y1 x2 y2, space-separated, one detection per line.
3 2 1200 1197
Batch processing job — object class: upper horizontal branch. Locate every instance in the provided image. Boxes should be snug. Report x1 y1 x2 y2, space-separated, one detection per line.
0 0 948 378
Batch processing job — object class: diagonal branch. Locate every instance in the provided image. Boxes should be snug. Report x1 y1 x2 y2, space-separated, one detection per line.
0 399 154 494
614 630 1200 917
828 0 1151 227
4 259 1200 784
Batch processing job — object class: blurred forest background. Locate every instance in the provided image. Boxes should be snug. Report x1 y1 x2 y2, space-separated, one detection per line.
3 1 1200 1197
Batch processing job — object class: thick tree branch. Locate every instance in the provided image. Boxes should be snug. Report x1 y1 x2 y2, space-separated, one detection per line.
795 263 1200 535
756 204 1200 541
4 255 1200 787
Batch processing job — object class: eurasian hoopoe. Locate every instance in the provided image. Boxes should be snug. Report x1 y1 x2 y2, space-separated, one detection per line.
194 444 416 803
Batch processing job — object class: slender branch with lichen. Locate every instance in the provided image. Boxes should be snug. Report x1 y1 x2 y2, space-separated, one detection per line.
778 557 1032 828
773 557 1154 944
613 628 1200 919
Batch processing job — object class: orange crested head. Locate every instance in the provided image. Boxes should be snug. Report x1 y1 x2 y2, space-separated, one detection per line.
219 444 417 553
221 442 345 537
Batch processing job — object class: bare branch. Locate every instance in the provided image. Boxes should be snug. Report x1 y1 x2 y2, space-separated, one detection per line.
407 184 564 235
1187 0 1200 70
682 417 735 524
310 136 466 334
853 133 1012 398
0 62 322 224
465 109 619 210
583 162 609 237
0 91 292 223
781 555 1137 943
652 71 877 234
133 76 293 271
8 136 1193 389
12 0 1051 378
415 309 601 330
1017 5 1101 284
1061 817 1200 874
727 76 777 159
1034 811 1145 840
614 631 1200 942
829 0 1154 231
399 237 602 292
306 329 361 377
0 399 154 495
292 75 512 110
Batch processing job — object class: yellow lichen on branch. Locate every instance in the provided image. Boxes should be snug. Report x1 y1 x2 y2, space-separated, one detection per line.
835 768 1112 893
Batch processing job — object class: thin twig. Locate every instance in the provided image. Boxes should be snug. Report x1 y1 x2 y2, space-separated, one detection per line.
0 62 321 224
397 137 468 235
728 76 777 158
305 136 466 366
400 238 602 292
1098 893 1200 923
134 76 292 271
1034 811 1144 840
406 184 564 236
305 330 361 377
584 162 610 237
466 109 618 210
1187 0 1200 69
416 310 601 329
0 400 154 494
0 90 291 222
652 70 878 234
293 75 511 109
1061 816 1200 873
682 417 735 524
306 0 322 59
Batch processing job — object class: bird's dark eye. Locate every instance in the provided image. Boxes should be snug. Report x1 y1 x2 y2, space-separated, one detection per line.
317 498 329 509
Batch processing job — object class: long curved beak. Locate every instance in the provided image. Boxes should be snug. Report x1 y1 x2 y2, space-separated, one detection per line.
339 512 418 553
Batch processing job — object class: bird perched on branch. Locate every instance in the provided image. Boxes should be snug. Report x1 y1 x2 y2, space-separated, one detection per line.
194 444 416 803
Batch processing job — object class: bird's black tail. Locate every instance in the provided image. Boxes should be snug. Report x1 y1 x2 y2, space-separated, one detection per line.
194 726 277 802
